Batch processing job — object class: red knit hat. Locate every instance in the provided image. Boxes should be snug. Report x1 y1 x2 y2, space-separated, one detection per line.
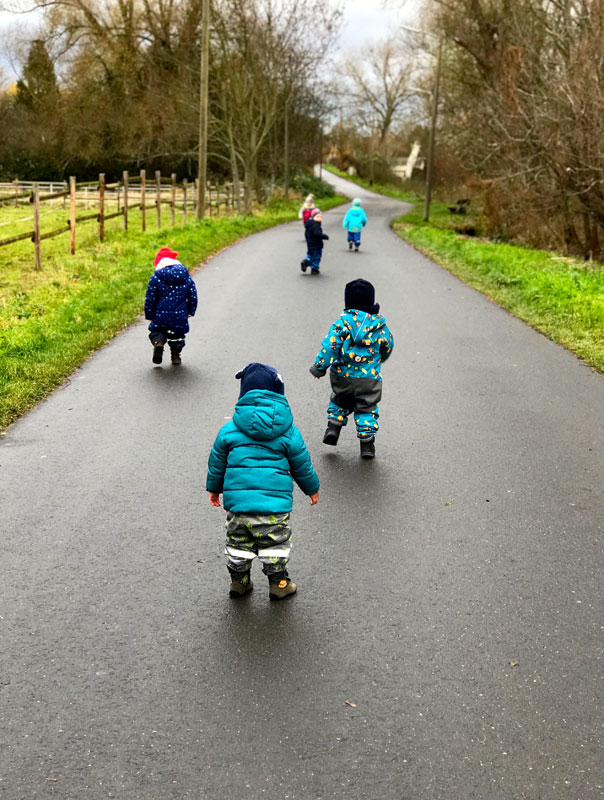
154 247 179 268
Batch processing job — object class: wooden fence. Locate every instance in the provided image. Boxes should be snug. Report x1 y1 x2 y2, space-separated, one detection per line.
0 171 246 270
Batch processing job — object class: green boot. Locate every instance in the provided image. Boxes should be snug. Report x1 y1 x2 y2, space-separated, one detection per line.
269 576 297 600
229 573 253 597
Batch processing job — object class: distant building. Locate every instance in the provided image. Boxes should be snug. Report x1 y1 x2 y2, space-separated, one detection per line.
391 142 425 180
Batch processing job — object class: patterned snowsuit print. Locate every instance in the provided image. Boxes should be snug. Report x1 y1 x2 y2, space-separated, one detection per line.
311 310 394 438
224 512 292 580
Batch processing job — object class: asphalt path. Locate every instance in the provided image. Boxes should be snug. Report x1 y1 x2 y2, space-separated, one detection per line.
2 171 604 800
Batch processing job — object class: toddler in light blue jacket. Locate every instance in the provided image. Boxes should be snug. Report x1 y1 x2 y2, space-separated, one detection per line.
206 363 320 600
342 198 367 251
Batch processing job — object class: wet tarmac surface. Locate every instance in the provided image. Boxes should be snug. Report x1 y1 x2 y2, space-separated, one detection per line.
1 172 604 799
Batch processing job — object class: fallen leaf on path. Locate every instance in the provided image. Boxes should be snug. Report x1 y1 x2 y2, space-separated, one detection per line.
444 499 454 506
345 700 357 707
509 661 519 667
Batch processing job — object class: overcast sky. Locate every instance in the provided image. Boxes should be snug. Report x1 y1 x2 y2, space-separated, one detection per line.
0 0 423 83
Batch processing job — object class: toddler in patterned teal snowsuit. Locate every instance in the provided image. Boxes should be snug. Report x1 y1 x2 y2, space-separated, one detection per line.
310 279 394 459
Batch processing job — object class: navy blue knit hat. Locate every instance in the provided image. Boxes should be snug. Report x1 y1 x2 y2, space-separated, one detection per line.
344 278 380 315
236 362 285 397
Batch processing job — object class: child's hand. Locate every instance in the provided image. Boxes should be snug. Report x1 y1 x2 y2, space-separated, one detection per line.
310 491 320 505
209 492 221 507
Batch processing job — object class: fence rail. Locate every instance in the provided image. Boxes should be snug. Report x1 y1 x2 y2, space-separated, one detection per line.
0 171 248 269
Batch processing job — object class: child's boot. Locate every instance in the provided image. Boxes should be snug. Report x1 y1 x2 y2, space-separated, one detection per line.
322 421 341 446
348 240 353 250
229 571 253 597
360 436 376 459
300 259 308 272
170 348 182 365
269 575 297 600
152 334 166 364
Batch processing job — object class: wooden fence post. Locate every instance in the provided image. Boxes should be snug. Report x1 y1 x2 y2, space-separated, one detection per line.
183 179 188 225
123 171 129 230
33 182 41 270
208 183 212 217
171 173 177 227
69 176 76 255
156 170 161 229
99 173 105 242
194 179 198 214
140 169 146 232
13 179 19 206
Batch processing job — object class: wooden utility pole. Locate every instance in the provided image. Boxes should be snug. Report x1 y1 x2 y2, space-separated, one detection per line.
284 100 289 199
319 125 323 180
197 0 210 219
423 36 443 223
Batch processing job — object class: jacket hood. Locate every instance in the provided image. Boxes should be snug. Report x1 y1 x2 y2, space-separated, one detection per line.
352 198 362 207
233 390 293 441
155 263 190 285
340 310 386 340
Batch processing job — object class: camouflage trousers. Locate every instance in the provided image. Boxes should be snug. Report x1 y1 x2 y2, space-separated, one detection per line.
225 511 292 579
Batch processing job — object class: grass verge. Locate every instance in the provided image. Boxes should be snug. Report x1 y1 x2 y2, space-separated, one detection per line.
0 193 346 430
394 208 604 375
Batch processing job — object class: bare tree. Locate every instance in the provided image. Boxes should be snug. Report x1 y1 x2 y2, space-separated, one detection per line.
341 38 417 148
424 0 604 256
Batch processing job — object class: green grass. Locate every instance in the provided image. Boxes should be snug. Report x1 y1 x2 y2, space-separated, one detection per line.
393 214 604 375
0 192 346 430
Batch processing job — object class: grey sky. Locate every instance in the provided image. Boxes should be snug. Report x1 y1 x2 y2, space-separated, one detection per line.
0 0 423 83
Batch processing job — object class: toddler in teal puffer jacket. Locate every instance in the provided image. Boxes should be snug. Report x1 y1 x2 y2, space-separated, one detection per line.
206 363 320 600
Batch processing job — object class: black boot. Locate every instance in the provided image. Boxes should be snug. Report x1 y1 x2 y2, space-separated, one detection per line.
151 334 166 364
300 259 308 272
170 348 182 365
360 436 375 459
323 421 342 446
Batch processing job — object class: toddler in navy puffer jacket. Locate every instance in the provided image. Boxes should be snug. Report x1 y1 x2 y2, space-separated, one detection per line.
144 247 198 365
